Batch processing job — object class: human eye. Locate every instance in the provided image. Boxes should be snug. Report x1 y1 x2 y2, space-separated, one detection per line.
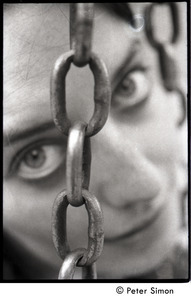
9 140 66 181
112 68 151 110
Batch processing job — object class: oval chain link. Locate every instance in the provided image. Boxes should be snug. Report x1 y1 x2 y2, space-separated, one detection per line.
51 2 185 279
145 2 179 91
145 2 179 48
145 2 186 125
50 50 111 137
52 189 104 267
51 3 108 279
66 121 91 207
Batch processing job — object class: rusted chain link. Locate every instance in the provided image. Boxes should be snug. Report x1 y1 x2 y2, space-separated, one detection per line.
70 3 94 67
52 189 104 267
51 3 109 279
50 50 111 137
145 2 186 125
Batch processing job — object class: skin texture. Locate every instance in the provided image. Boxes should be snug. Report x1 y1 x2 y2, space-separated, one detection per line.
3 3 187 279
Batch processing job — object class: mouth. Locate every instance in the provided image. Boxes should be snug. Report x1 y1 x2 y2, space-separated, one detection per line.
103 197 164 242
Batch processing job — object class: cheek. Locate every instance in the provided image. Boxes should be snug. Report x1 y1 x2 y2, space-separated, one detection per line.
141 92 180 167
125 84 181 164
139 120 178 167
133 89 182 193
3 178 64 272
90 84 181 199
3 176 89 251
3 180 54 238
3 166 67 236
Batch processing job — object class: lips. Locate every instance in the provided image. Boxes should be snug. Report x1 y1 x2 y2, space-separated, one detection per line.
102 195 164 241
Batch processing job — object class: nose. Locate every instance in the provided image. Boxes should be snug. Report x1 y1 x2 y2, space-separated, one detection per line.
90 119 161 208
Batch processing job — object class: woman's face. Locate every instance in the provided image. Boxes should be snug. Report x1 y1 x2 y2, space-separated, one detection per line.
3 4 185 279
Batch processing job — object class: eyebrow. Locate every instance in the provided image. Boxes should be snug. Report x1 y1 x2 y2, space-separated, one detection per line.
111 39 141 90
3 121 57 146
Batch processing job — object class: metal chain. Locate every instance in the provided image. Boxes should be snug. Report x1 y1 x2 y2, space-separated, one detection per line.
50 3 111 279
51 51 111 137
70 3 94 67
145 2 186 125
50 2 185 280
66 121 91 207
58 249 97 279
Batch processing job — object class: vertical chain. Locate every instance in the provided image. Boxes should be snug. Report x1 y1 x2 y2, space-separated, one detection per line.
145 2 186 125
51 3 111 279
70 3 94 67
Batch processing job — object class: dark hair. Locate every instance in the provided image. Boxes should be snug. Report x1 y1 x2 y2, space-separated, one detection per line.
103 3 134 24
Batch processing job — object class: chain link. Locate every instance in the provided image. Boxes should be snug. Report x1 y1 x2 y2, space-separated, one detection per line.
51 4 110 279
50 51 111 137
58 249 97 279
145 2 186 125
52 189 104 270
58 248 87 279
70 3 94 67
66 121 90 207
145 3 179 48
51 2 185 280
145 2 179 91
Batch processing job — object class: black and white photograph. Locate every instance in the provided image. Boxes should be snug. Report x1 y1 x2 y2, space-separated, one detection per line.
3 2 189 284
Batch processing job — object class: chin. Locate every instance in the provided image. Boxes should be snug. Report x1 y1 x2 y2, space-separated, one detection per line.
96 205 180 279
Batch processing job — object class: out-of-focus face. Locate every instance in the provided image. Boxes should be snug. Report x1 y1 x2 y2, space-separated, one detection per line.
3 3 186 279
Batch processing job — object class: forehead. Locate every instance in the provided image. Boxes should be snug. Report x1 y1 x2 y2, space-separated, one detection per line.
4 3 142 132
3 3 138 66
4 3 138 101
4 4 70 88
